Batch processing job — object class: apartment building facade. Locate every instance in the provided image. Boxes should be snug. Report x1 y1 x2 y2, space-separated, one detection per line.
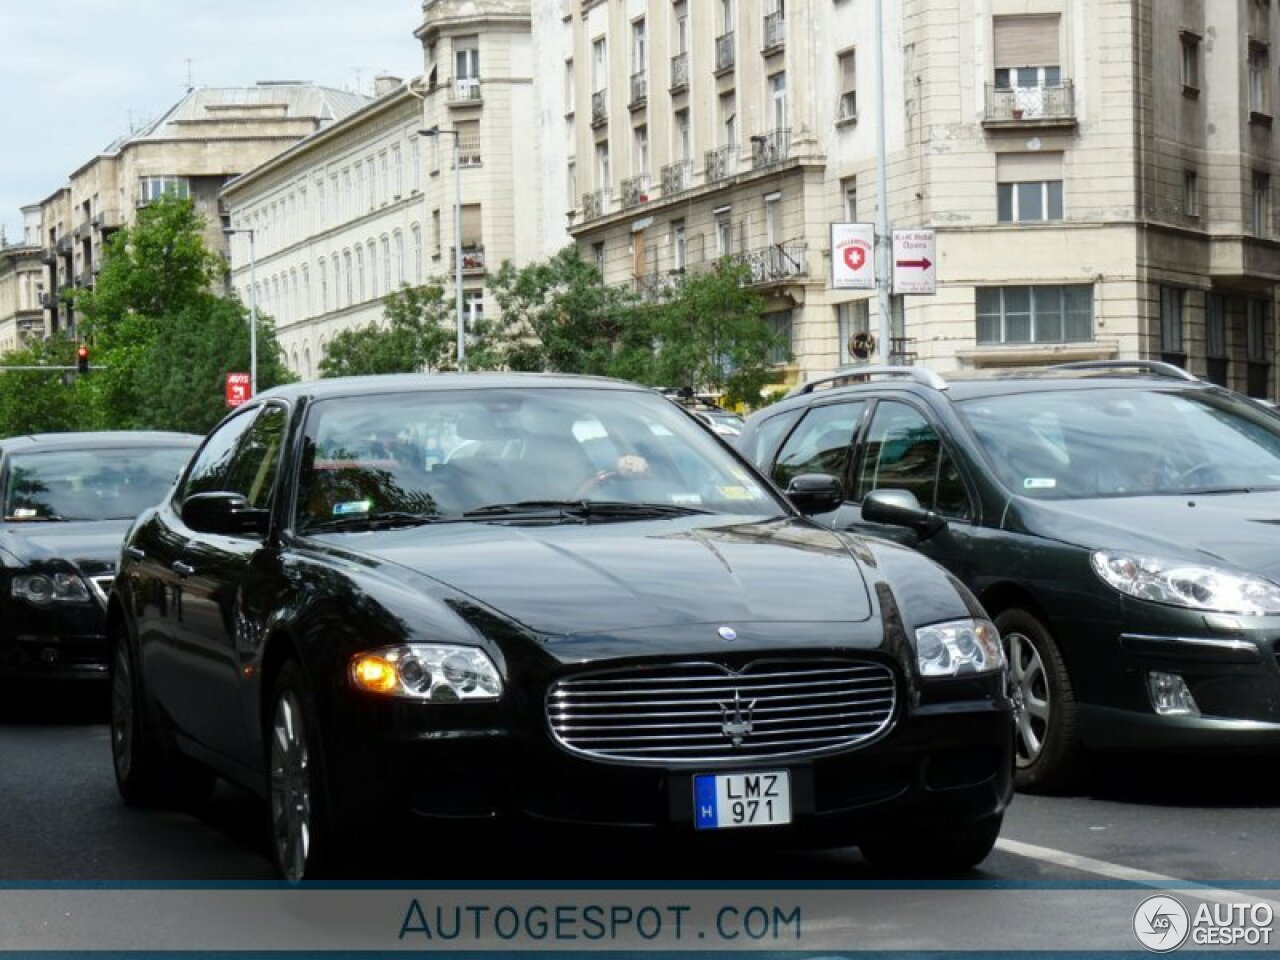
0 207 47 353
549 0 1278 398
35 83 369 339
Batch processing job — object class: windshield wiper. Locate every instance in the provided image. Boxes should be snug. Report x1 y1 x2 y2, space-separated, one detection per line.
304 511 446 533
461 500 712 522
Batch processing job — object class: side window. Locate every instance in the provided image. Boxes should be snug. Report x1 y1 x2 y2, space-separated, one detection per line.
771 401 865 489
749 408 803 467
857 401 971 519
223 405 288 509
181 409 261 500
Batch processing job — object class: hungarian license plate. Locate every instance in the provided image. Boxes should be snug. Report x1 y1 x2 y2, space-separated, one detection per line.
693 770 792 830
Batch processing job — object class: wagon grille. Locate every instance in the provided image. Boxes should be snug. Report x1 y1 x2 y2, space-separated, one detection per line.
546 659 897 764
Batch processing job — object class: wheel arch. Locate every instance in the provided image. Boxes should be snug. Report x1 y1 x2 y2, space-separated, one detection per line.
976 582 1073 667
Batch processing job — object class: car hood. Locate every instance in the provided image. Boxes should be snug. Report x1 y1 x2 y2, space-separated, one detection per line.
336 516 873 635
1016 490 1280 580
0 518 131 571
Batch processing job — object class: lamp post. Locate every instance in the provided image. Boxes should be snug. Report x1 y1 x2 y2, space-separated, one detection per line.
224 227 258 395
418 126 466 372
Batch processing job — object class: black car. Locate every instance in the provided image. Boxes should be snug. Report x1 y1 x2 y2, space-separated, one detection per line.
739 361 1280 792
0 431 200 685
108 374 1013 881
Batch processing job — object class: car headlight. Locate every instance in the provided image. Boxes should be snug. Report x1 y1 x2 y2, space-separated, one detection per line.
11 571 92 606
916 618 1004 677
1091 551 1280 616
349 644 502 701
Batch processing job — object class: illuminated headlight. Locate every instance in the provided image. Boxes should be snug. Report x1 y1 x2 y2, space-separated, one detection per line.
916 619 1004 677
12 572 92 606
1091 551 1280 616
349 644 502 701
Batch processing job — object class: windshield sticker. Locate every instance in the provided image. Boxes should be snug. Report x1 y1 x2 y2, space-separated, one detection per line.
11 508 37 518
333 500 373 516
671 493 704 505
1024 478 1057 490
715 485 756 501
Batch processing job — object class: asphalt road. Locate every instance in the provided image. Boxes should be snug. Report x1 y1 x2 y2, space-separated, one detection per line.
3 685 1279 885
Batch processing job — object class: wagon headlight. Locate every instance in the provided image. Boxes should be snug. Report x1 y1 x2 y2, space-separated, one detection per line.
349 644 502 701
12 571 92 606
1091 551 1280 616
915 618 1003 677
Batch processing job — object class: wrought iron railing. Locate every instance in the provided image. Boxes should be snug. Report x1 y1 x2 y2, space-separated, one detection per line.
450 77 482 102
591 89 608 125
661 160 693 196
670 53 689 92
750 128 790 169
763 11 785 50
582 188 612 220
731 243 808 285
457 246 486 273
629 71 647 107
715 32 735 72
620 174 652 209
984 81 1075 121
704 145 738 182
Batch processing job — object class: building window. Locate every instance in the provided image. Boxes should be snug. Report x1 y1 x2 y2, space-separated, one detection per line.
567 160 577 207
675 109 691 162
455 35 480 84
355 246 365 301
996 153 1064 223
592 38 607 93
381 236 391 292
837 49 857 121
355 162 366 212
412 226 422 284
836 300 871 365
634 125 649 178
1249 41 1270 116
432 210 441 255
720 92 737 148
1206 292 1228 387
1184 169 1199 217
1253 172 1271 235
411 137 421 192
380 152 390 204
460 205 482 256
1159 286 1186 363
592 241 605 276
976 285 1093 344
564 59 574 113
769 72 788 130
1180 31 1201 94
764 310 792 366
672 220 687 271
465 290 484 332
457 119 481 166
368 241 379 298
137 176 190 204
394 231 405 287
993 14 1062 118
714 207 733 256
343 250 353 306
1247 299 1272 398
392 144 403 197
842 177 857 220
632 18 646 75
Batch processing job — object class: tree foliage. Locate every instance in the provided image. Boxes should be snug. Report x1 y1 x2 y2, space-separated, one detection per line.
319 283 455 378
0 338 90 436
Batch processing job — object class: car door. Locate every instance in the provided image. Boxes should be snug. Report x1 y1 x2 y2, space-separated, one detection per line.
767 398 869 523
172 402 290 769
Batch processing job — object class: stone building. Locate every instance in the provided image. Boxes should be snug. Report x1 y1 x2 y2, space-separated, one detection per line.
0 207 47 353
545 0 1278 397
34 83 370 338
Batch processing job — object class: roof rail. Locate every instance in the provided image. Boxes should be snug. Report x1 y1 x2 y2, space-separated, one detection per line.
786 365 949 398
1049 360 1199 382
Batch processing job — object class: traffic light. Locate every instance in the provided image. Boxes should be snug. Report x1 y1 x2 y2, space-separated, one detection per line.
76 345 90 375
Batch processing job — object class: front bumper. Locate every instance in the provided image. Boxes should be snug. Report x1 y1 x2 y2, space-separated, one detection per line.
0 610 109 682
328 698 1014 846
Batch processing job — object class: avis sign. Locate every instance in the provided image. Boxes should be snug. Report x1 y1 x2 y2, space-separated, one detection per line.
892 230 937 295
830 223 876 290
225 372 251 408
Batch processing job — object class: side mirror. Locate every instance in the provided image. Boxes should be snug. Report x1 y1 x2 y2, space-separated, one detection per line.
861 489 947 538
181 491 270 537
785 473 844 515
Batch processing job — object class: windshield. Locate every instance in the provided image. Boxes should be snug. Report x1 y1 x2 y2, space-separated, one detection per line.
959 387 1280 500
296 387 781 530
4 446 194 521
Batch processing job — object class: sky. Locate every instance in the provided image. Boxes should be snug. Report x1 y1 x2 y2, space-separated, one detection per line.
0 0 422 243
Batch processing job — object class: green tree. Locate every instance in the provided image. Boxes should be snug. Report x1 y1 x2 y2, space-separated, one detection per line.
0 338 90 436
319 283 455 377
484 246 644 375
645 260 784 406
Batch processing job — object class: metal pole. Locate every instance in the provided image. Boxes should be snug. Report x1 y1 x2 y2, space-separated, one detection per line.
452 132 465 372
874 0 893 364
248 230 259 394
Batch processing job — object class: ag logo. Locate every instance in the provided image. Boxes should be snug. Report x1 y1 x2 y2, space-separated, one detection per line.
1133 895 1190 952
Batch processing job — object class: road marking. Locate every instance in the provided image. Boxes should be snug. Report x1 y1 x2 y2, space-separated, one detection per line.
997 838 1280 909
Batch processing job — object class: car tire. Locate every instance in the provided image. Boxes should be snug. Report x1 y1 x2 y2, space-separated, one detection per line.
110 630 216 807
267 660 339 882
995 607 1081 794
859 812 1003 875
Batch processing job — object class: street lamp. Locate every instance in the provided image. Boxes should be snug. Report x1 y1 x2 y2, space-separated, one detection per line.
418 126 466 372
224 227 258 395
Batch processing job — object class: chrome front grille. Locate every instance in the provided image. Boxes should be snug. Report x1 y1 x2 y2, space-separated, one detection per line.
546 659 897 764
89 576 114 605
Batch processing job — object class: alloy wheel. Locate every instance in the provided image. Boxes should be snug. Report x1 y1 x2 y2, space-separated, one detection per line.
269 690 313 882
110 643 134 783
1006 630 1050 767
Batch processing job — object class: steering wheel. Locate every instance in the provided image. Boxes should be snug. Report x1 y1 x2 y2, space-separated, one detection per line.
573 470 618 499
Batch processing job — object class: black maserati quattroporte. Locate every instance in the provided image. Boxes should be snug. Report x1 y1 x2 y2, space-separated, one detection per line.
108 374 1013 880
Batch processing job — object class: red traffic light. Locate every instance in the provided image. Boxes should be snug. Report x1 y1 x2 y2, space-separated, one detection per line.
76 345 90 374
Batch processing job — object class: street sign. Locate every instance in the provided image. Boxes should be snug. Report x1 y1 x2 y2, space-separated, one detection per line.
892 229 937 295
830 223 876 290
226 372 251 408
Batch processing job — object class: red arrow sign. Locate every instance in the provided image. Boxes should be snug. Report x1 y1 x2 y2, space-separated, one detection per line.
895 257 933 270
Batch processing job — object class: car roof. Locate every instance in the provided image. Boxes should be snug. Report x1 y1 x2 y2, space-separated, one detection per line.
0 430 202 452
255 371 657 403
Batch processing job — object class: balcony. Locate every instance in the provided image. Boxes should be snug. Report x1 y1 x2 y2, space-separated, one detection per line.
661 160 693 196
670 53 689 93
731 242 808 285
763 11 785 53
983 82 1076 129
41 249 56 266
635 270 682 302
629 71 647 110
591 89 608 127
55 235 72 255
704 145 739 182
457 246 486 274
750 128 790 169
582 188 612 220
620 174 652 210
715 32 735 74
73 221 91 240
75 270 93 288
448 77 482 105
